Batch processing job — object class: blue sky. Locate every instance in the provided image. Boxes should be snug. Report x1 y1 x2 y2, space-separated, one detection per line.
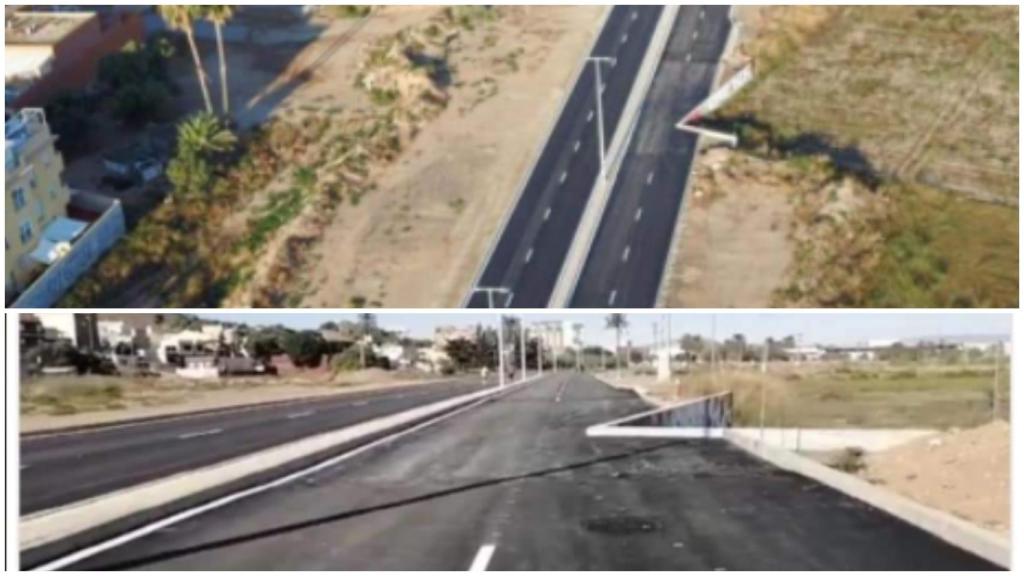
197 312 1011 348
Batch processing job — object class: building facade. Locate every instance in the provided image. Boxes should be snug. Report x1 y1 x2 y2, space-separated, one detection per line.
5 108 71 296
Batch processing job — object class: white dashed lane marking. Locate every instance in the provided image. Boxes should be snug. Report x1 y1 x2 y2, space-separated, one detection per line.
178 428 223 440
469 544 497 571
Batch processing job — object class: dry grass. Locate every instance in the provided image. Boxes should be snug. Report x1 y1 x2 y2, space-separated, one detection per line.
642 361 1009 429
728 6 1019 202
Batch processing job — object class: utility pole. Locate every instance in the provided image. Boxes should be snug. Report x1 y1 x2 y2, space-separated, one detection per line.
711 314 718 387
520 320 527 382
536 328 544 377
587 56 616 180
573 323 583 372
993 343 1001 421
761 337 769 374
497 315 507 388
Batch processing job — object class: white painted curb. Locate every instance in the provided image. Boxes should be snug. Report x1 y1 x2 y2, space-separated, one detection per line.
726 429 1011 569
550 5 681 308
20 379 535 553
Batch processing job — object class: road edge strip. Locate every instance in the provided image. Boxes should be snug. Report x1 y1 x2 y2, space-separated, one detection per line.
21 377 538 568
550 5 681 307
725 429 1011 569
21 376 484 439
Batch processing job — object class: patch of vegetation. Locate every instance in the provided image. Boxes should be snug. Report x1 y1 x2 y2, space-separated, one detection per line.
326 5 373 19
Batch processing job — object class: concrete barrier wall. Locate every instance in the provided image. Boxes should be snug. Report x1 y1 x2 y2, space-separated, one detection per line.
11 194 125 308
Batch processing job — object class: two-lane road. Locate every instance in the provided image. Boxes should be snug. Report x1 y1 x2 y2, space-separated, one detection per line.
468 6 663 308
61 375 998 570
572 6 732 307
20 376 493 515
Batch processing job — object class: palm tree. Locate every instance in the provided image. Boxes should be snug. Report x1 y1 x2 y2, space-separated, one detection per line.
160 5 214 114
605 314 628 379
177 112 237 157
202 5 235 117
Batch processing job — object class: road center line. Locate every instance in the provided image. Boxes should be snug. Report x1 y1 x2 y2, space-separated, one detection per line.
524 248 534 263
646 171 654 185
635 207 643 222
177 428 223 440
469 544 497 571
287 410 315 419
587 110 594 123
608 290 618 306
573 139 580 153
559 171 568 184
543 206 552 221
622 246 631 262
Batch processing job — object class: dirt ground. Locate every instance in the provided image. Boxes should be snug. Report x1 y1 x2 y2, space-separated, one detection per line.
664 148 793 307
19 369 444 433
862 421 1010 535
299 6 606 307
727 6 1018 203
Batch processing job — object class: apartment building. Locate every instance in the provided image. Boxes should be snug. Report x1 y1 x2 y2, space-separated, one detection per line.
5 108 71 295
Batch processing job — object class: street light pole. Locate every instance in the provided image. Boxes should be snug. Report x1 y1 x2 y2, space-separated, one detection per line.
474 286 511 309
587 56 615 180
497 315 506 389
520 320 527 382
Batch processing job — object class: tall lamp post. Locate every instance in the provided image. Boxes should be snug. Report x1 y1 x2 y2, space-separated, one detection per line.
587 56 616 180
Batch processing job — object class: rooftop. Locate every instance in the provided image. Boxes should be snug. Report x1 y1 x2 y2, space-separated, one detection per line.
5 11 93 45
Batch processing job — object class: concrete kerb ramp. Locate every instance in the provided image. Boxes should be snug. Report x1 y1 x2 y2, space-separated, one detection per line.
21 376 540 569
586 380 1010 569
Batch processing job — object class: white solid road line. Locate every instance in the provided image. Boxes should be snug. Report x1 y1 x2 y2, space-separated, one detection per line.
469 544 497 571
286 410 315 420
30 386 523 571
177 428 223 440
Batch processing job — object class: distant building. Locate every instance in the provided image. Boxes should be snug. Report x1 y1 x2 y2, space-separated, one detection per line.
34 312 99 350
5 8 144 107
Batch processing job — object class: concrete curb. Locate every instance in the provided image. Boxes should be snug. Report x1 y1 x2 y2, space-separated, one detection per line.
20 378 536 557
462 6 613 307
551 5 681 307
725 429 1011 569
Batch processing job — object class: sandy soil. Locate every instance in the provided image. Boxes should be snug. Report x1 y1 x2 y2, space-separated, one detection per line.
300 6 606 307
20 369 447 434
862 421 1010 535
664 148 793 307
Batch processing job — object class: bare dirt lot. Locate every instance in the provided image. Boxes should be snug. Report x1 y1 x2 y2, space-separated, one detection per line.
862 421 1010 535
664 148 793 307
298 7 605 307
19 369 443 433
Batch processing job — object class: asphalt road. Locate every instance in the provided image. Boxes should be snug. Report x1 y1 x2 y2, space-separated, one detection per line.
467 6 663 308
572 6 732 307
20 376 493 515
64 375 998 570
